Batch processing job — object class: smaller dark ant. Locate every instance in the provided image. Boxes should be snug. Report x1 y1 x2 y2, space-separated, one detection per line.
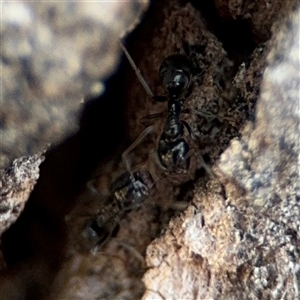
83 169 154 251
71 134 155 253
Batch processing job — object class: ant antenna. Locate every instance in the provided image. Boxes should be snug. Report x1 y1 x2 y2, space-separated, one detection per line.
119 41 154 98
122 126 154 175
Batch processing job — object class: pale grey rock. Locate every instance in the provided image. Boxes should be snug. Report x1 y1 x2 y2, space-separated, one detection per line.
0 154 45 235
1 1 148 168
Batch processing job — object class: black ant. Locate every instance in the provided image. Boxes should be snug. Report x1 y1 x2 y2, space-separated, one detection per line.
70 136 155 253
83 169 154 251
120 42 213 178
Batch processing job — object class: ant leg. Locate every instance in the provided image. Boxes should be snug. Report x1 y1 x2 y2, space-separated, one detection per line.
196 109 234 123
183 148 197 181
182 120 196 140
196 109 217 119
86 176 110 198
148 149 163 182
122 126 154 174
180 132 215 179
119 41 154 98
146 290 167 300
140 112 165 126
114 240 146 268
197 154 216 178
142 112 165 120
120 41 167 103
88 222 114 254
170 201 189 211
86 179 101 196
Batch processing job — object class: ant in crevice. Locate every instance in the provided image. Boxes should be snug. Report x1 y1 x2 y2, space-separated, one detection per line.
85 169 154 251
67 142 155 253
120 42 214 179
67 43 216 253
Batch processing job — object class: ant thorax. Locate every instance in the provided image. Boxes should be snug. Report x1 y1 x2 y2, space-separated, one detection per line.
163 101 184 141
111 170 153 211
162 116 184 141
156 98 191 174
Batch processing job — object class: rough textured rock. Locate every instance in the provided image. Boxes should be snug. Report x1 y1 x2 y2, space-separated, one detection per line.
0 154 45 236
143 3 300 300
1 1 148 168
213 0 296 43
0 0 299 299
0 154 44 270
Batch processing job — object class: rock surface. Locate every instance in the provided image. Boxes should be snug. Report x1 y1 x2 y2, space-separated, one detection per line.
0 154 45 236
143 3 300 299
0 154 44 270
0 1 299 299
213 0 295 42
1 1 148 168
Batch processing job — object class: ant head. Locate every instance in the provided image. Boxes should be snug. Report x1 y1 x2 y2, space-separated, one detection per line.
69 216 114 253
159 54 192 98
84 218 111 247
